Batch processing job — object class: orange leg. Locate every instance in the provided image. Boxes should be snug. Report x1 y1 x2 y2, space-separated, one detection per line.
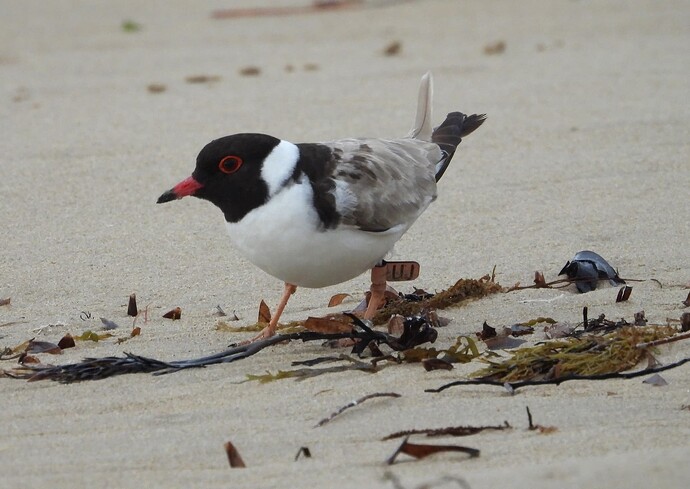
364 263 387 319
250 282 297 342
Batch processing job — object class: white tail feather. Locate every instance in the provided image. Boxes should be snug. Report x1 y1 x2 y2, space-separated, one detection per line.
406 71 433 141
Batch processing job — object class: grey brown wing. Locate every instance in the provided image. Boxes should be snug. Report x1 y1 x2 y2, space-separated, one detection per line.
326 139 442 232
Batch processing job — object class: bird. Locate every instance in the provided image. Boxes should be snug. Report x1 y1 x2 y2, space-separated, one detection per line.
157 72 485 341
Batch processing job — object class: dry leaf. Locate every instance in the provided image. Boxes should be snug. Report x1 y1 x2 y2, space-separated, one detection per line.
131 327 141 337
257 300 271 324
26 340 62 355
422 358 454 371
239 66 261 76
223 441 246 468
186 75 221 83
534 271 546 287
327 293 350 307
127 294 138 317
57 334 76 350
303 315 353 334
20 354 41 364
162 307 182 320
0 298 10 306
484 40 506 55
383 41 401 56
147 83 166 93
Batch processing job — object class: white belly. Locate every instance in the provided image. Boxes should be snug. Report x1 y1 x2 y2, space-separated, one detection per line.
225 182 407 288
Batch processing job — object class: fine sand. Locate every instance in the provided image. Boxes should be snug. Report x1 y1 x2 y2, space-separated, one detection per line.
1 1 689 488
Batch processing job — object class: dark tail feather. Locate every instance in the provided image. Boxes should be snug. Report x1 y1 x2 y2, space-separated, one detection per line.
432 112 486 181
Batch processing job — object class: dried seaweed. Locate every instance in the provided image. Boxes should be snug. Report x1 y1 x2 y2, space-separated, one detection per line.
224 441 246 468
372 276 502 325
471 325 677 382
402 335 480 364
315 392 401 427
10 324 412 383
247 356 379 384
427 356 690 394
382 422 511 440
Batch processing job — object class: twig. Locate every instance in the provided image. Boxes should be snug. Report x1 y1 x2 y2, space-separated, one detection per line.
315 392 400 427
636 331 690 349
425 356 690 393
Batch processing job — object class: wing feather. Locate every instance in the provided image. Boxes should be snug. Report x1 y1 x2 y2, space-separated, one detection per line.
324 138 441 232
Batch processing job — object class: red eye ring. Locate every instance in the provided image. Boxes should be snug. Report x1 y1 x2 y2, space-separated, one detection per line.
218 155 243 174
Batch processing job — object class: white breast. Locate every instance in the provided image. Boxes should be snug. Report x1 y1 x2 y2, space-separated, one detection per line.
225 178 406 288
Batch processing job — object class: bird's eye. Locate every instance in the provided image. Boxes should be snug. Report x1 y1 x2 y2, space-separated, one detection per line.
218 155 243 174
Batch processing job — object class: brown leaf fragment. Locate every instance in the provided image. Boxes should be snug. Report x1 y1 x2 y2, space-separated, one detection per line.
147 83 166 93
239 66 261 77
19 354 41 364
327 293 350 307
303 315 352 334
534 271 546 288
386 437 480 465
162 307 182 320
127 294 138 317
294 446 312 461
186 74 221 83
315 392 401 428
223 441 246 468
683 291 690 308
422 358 454 371
484 40 506 55
616 285 633 303
57 334 76 350
258 300 271 324
131 326 141 337
0 298 10 306
27 340 62 355
383 41 402 56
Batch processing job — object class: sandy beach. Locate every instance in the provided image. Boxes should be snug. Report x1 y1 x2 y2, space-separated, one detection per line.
2 1 689 487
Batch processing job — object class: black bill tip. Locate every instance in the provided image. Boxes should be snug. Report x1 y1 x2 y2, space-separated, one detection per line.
157 190 177 204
